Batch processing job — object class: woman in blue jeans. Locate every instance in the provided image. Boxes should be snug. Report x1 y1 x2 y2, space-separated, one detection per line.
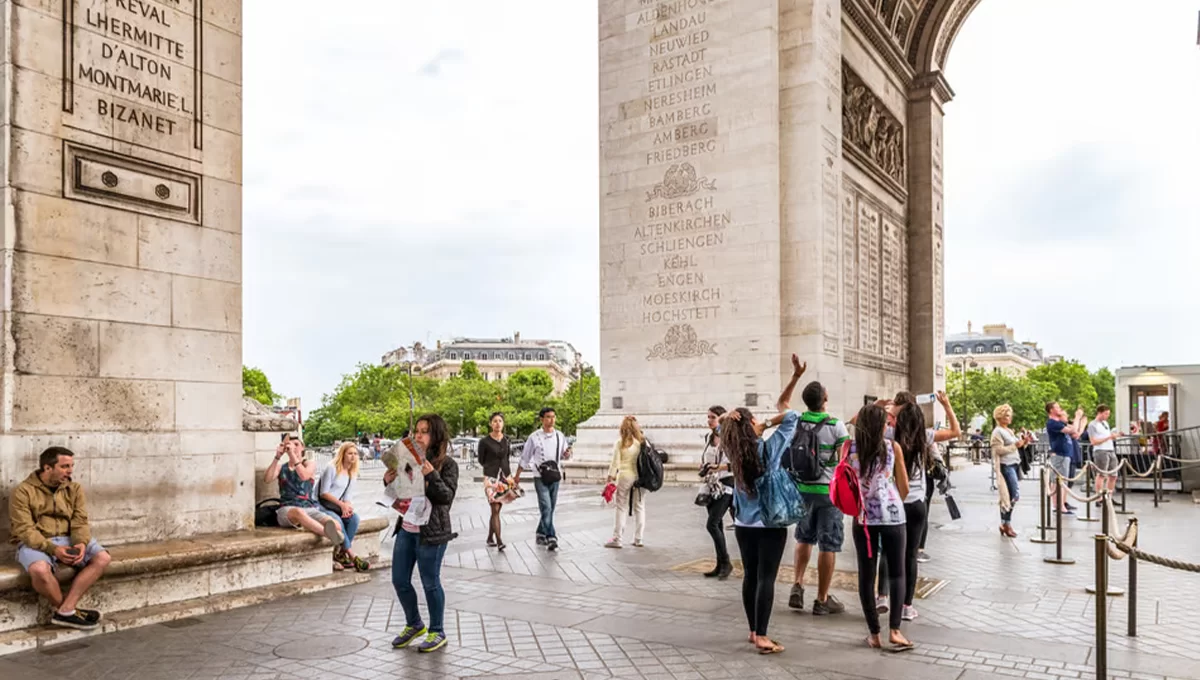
386 414 459 654
991 404 1030 538
318 442 369 571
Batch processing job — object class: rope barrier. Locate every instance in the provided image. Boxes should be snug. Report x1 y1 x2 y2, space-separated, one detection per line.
1109 535 1200 573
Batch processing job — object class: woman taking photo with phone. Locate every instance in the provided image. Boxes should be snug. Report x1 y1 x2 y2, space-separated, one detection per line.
387 414 458 654
477 412 511 551
846 403 912 651
722 406 796 655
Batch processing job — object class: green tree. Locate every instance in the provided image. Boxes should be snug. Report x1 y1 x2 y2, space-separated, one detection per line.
242 366 280 406
551 367 601 436
1091 367 1116 422
433 361 501 435
1027 360 1099 417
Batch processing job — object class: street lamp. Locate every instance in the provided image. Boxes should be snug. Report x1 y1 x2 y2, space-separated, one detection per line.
459 408 464 436
574 352 584 433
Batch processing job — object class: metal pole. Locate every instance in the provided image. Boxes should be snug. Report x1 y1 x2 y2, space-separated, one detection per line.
1095 534 1108 680
1086 492 1124 596
1032 467 1054 544
1080 464 1098 523
1128 532 1138 637
1045 478 1075 564
1153 457 1160 508
1117 463 1132 515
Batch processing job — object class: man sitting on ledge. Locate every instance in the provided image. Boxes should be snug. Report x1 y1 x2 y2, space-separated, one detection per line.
8 446 112 630
265 435 345 547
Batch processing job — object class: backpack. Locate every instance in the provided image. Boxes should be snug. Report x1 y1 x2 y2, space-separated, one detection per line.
254 498 281 527
756 447 805 527
634 440 664 492
783 417 834 483
829 442 875 557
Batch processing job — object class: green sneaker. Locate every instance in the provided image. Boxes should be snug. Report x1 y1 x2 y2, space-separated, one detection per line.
391 625 427 648
417 631 447 653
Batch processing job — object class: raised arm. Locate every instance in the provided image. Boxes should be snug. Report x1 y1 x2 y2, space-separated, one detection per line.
775 354 807 412
932 391 961 443
264 442 286 484
892 440 910 500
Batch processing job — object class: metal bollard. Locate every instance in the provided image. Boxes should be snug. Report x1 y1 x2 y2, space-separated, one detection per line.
1031 467 1054 544
1045 478 1075 565
1080 465 1098 523
1128 531 1138 637
1117 463 1133 515
1086 493 1124 595
1095 534 1108 680
1153 459 1160 508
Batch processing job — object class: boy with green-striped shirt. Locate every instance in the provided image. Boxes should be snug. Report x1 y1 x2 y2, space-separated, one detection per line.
775 366 850 616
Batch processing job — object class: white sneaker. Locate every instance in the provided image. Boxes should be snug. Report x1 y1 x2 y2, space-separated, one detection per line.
916 550 931 563
875 595 889 614
633 539 644 548
604 538 622 549
901 605 918 621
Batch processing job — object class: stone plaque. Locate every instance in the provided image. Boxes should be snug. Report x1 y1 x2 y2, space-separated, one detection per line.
63 141 201 222
63 0 203 158
842 177 908 375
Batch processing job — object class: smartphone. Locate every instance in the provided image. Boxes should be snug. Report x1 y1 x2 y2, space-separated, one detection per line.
916 393 937 405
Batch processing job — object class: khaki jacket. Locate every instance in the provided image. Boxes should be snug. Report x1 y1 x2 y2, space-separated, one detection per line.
7 472 91 555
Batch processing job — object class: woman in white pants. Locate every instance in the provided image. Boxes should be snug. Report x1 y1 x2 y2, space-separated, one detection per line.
605 416 647 548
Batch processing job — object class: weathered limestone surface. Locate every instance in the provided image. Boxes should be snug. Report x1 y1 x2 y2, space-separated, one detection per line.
582 0 980 460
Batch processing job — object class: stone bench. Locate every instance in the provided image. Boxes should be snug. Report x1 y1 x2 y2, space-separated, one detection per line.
0 516 389 641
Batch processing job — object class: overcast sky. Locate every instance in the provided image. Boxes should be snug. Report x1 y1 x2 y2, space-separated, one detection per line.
244 1 1200 410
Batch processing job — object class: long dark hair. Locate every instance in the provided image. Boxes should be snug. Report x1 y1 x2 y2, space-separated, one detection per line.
893 401 927 479
416 413 450 471
721 408 762 496
854 404 889 477
706 405 726 446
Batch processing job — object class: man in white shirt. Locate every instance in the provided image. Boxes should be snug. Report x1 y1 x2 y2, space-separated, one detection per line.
1087 405 1123 496
515 407 570 551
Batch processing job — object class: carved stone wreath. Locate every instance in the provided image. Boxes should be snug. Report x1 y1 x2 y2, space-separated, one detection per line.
646 324 717 360
645 162 716 202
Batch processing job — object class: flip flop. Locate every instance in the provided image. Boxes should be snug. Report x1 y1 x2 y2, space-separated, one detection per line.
886 640 915 653
756 639 784 655
865 635 881 649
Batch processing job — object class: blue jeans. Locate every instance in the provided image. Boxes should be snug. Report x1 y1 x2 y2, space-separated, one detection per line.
533 479 559 539
1000 463 1021 523
319 509 360 551
391 530 448 634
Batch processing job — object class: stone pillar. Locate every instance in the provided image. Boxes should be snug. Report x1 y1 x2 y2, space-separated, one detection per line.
0 0 247 554
580 0 783 463
906 72 952 401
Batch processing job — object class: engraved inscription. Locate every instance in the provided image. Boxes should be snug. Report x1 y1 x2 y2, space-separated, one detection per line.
842 177 909 374
65 0 202 154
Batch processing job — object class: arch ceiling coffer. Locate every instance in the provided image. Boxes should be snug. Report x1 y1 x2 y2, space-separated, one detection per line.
846 0 982 77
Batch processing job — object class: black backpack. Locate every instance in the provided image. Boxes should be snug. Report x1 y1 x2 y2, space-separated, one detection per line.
254 498 281 527
634 440 665 492
782 417 833 483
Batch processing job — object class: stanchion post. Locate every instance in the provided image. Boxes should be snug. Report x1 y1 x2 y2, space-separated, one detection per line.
1128 532 1138 638
1095 534 1108 680
1086 493 1124 596
1117 463 1132 515
1031 467 1054 544
1080 465 1098 523
1153 457 1160 508
1045 478 1075 565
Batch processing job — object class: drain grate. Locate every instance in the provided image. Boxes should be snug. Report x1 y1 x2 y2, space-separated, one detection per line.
670 558 949 599
160 617 203 629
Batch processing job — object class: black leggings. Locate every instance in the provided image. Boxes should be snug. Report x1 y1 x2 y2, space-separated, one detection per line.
734 526 787 636
918 482 935 549
853 523 905 634
706 494 732 566
876 501 927 606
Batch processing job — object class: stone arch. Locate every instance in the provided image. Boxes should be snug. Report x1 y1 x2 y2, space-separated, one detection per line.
907 0 984 74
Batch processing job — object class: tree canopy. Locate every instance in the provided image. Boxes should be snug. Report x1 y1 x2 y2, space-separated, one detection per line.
947 359 1114 434
242 366 281 406
301 361 601 446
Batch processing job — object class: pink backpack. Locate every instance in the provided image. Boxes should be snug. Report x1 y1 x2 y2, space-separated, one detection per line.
829 442 873 557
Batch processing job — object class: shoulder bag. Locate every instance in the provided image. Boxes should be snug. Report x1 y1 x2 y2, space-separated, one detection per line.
537 433 564 484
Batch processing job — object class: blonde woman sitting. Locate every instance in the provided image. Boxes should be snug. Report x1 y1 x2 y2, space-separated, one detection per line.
318 442 370 571
605 416 647 548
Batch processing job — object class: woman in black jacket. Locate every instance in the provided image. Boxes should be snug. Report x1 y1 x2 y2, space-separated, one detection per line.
477 411 512 550
387 414 458 654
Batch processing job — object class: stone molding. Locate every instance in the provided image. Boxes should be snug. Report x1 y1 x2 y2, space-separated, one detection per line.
842 0 917 85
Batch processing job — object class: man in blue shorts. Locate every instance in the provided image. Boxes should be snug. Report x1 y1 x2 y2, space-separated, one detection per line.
1045 402 1086 515
775 356 849 616
9 447 111 629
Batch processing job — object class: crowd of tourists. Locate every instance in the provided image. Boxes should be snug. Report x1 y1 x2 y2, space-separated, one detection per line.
3 363 1142 660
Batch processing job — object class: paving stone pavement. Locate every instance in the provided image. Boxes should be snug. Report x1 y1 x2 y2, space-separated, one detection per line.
5 463 1200 680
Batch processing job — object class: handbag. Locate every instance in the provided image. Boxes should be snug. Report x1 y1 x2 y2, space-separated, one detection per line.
943 493 962 520
537 433 564 484
756 447 804 528
602 482 617 504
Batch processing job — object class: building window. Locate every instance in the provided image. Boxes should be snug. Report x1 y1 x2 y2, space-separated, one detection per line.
481 352 489 360
974 344 986 353
508 352 516 360
449 352 458 360
992 344 1004 353
994 367 1001 373
450 372 458 378
953 346 965 354
525 353 533 361
462 352 471 361
539 352 547 360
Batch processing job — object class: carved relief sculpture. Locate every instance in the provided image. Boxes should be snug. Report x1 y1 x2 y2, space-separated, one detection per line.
646 324 717 360
645 162 716 202
841 64 906 188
